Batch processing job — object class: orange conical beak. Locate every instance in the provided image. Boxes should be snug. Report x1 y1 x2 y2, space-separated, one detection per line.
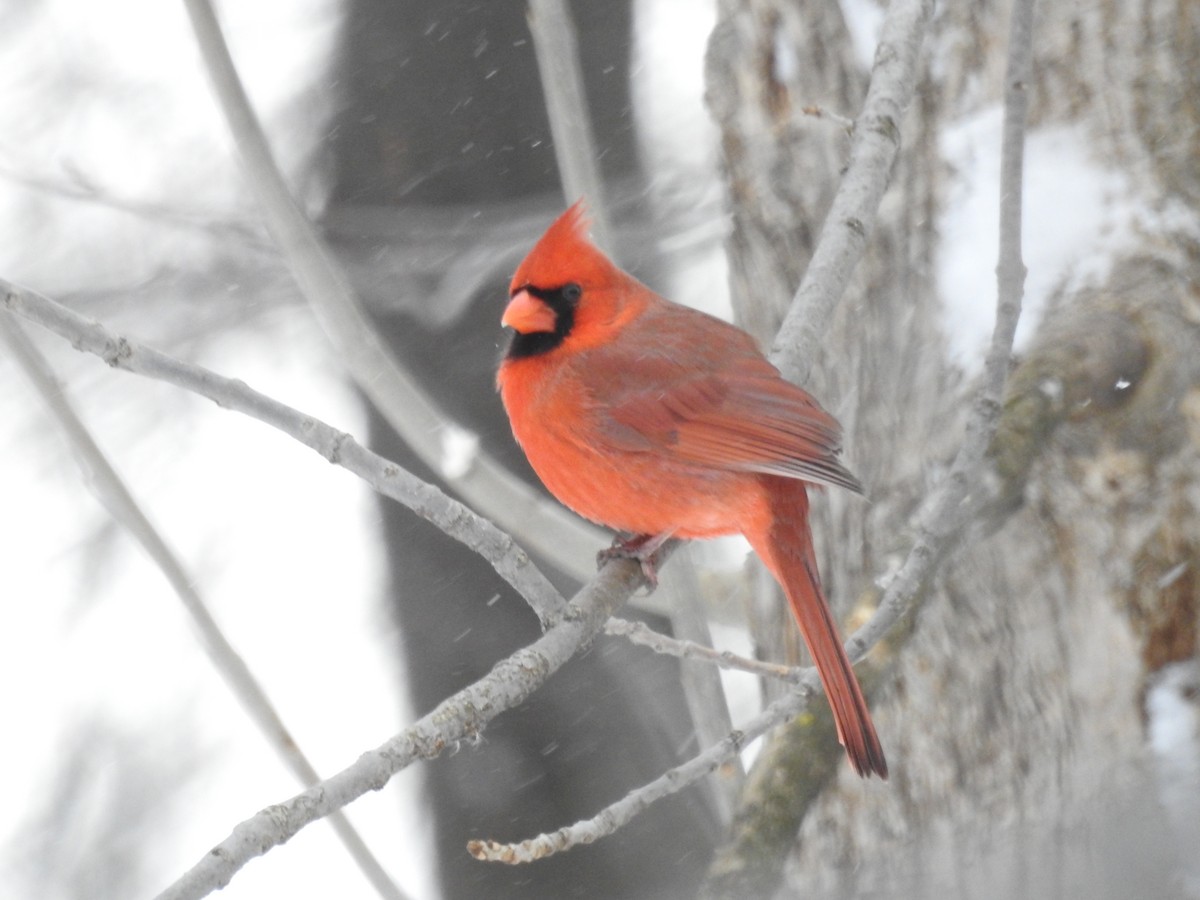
502 289 557 334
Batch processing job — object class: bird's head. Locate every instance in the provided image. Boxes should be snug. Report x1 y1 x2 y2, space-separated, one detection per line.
502 200 641 358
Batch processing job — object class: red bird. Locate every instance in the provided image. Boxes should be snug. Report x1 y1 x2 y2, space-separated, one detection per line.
496 201 887 778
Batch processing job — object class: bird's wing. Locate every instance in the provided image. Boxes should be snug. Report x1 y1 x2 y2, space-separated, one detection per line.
591 352 863 494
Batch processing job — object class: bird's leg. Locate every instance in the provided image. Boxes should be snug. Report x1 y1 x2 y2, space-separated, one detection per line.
597 531 674 589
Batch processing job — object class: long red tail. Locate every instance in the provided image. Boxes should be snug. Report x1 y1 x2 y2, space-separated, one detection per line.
747 479 888 779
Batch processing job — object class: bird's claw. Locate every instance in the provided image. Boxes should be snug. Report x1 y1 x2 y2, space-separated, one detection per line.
596 532 670 590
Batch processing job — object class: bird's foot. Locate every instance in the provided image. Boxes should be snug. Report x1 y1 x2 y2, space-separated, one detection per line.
597 531 673 589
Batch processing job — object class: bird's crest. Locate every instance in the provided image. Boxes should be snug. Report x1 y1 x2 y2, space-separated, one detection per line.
510 199 616 294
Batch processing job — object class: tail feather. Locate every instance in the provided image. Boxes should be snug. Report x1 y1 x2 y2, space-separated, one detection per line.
749 480 888 779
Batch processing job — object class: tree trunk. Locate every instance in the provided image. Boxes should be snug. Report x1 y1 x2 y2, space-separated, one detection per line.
325 2 721 897
704 0 1200 896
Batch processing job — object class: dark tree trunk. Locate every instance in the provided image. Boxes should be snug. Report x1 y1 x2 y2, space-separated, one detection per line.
324 2 720 897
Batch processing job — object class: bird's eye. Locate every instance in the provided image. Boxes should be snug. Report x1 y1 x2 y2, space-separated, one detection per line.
561 283 582 303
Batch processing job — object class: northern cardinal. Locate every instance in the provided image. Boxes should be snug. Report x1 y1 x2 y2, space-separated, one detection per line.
496 201 887 778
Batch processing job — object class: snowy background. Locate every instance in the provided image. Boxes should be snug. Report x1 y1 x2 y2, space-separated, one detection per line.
2 1 1195 898
1 1 430 897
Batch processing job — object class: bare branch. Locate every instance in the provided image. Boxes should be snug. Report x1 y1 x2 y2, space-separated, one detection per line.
604 617 799 683
993 0 1035 387
799 105 855 131
154 545 648 900
179 0 607 583
527 0 613 250
771 0 935 385
0 163 273 252
0 311 410 900
846 0 1035 661
467 672 820 863
0 280 568 627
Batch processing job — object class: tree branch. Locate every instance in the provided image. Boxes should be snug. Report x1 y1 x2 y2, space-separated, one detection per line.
604 617 800 683
0 163 273 252
834 0 1035 714
770 0 935 386
0 279 569 627
526 0 613 250
180 0 607 583
467 670 821 863
154 546 648 900
0 311 410 900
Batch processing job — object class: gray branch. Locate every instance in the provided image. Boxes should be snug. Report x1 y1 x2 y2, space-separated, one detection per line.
0 312 410 900
180 0 607 582
771 0 935 386
154 544 647 900
527 0 613 250
604 617 801 683
847 0 1034 662
0 280 569 627
468 672 821 863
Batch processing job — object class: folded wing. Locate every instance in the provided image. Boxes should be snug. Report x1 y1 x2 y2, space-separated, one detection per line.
598 362 863 494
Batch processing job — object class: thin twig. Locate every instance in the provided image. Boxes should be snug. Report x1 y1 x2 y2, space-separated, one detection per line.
0 164 273 252
0 312 409 900
0 280 568 627
799 105 855 131
180 0 606 583
993 0 1035 374
604 617 799 683
526 0 613 250
467 674 819 863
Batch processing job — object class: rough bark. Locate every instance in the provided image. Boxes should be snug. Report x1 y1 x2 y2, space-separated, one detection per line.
705 0 1199 897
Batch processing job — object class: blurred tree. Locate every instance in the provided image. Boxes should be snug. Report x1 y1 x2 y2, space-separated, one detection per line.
323 2 720 897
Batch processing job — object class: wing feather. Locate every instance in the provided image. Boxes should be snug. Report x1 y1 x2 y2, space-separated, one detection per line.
589 342 863 493
567 301 863 493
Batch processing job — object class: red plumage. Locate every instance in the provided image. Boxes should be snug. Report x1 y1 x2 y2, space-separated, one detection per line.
497 201 887 778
